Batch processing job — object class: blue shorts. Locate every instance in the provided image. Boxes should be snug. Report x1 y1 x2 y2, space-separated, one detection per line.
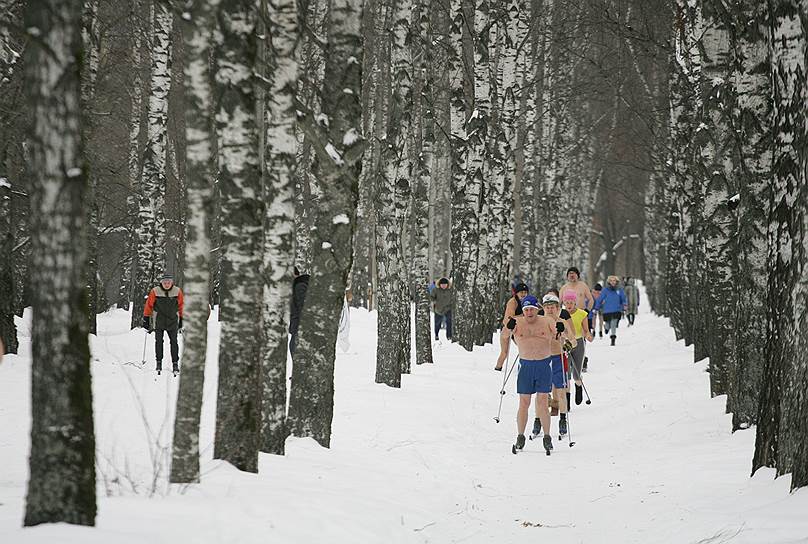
517 357 553 394
549 354 566 389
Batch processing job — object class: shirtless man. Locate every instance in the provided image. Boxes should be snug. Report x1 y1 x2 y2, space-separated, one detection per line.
497 295 561 455
559 267 595 312
495 283 529 371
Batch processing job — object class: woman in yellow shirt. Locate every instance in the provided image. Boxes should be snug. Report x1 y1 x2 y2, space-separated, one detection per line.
562 291 593 405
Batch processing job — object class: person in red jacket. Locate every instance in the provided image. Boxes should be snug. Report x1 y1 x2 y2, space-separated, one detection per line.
143 272 184 374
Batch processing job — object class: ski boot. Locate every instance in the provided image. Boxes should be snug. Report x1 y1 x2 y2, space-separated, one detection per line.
582 356 588 372
559 415 568 439
172 361 180 376
575 384 583 405
156 361 162 376
610 335 616 346
543 434 553 456
529 418 541 440
512 433 526 454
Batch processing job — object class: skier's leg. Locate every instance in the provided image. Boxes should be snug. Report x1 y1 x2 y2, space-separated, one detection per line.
434 313 443 340
155 329 165 364
517 394 531 436
445 311 453 340
536 392 551 435
168 328 179 364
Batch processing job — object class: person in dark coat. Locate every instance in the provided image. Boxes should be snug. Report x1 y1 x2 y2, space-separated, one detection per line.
289 267 310 355
143 272 184 373
430 277 453 341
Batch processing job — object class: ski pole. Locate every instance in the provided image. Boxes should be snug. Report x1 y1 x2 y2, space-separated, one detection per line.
493 351 519 423
562 350 575 447
140 332 148 367
580 378 592 405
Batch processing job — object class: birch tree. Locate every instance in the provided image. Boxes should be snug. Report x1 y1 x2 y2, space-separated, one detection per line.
170 0 218 484
260 0 298 455
0 175 15 354
213 0 264 473
375 0 413 387
411 0 434 366
288 0 365 447
754 0 808 490
23 0 96 525
132 0 172 327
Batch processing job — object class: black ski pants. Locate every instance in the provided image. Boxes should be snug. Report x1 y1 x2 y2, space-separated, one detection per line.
155 328 179 363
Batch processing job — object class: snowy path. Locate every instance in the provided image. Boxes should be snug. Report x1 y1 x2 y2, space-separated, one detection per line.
2 290 808 543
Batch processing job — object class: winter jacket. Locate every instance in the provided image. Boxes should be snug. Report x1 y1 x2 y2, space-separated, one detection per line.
624 282 639 313
144 285 184 331
289 274 310 335
594 285 627 316
430 285 453 316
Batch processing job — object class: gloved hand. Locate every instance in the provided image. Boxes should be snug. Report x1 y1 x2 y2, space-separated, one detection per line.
556 321 565 333
563 339 573 352
142 315 151 332
506 317 517 331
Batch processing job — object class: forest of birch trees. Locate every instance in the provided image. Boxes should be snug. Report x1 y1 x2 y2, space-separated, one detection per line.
1 0 808 526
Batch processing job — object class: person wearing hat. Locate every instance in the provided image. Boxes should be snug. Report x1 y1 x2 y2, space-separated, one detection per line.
559 266 595 312
589 283 603 339
430 277 453 341
563 290 593 404
594 275 627 346
624 277 639 326
497 294 560 454
494 282 529 370
143 273 184 374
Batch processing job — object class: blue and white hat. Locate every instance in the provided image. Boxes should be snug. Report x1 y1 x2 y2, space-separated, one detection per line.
521 295 540 309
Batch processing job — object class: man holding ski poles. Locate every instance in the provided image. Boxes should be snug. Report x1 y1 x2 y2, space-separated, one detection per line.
495 295 563 456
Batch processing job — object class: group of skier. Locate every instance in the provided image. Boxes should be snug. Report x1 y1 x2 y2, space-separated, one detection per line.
494 267 636 455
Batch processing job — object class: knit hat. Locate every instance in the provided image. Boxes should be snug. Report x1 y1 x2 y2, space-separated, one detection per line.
514 282 529 294
521 295 540 309
562 291 577 302
160 273 174 281
438 277 449 286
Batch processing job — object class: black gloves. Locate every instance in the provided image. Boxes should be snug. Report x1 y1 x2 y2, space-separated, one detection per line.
556 321 565 333
506 317 517 330
142 316 152 332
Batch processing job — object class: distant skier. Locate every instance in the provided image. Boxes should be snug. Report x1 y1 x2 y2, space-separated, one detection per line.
430 277 453 342
495 282 529 370
624 277 639 326
289 266 310 356
589 283 603 339
496 295 560 455
143 272 184 375
562 291 593 404
594 275 627 346
559 267 595 311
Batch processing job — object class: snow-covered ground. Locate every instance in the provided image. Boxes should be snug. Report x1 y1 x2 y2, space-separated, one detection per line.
2 288 808 544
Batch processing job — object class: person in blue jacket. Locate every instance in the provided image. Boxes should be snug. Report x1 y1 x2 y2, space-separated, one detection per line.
594 275 627 346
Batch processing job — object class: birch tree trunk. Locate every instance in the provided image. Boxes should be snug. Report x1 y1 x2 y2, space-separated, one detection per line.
726 0 769 431
260 0 298 455
23 0 96 525
448 0 471 346
132 1 172 327
287 0 364 447
170 0 218 484
411 0 434 366
375 0 412 386
754 0 808 490
213 0 263 473
81 0 100 334
120 0 144 311
0 176 16 354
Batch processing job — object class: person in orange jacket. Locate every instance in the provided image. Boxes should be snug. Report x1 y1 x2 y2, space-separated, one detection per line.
143 272 184 374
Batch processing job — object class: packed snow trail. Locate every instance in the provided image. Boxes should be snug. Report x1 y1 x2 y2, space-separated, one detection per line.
1 288 808 543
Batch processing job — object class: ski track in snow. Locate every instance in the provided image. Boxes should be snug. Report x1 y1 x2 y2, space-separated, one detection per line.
1 287 808 543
